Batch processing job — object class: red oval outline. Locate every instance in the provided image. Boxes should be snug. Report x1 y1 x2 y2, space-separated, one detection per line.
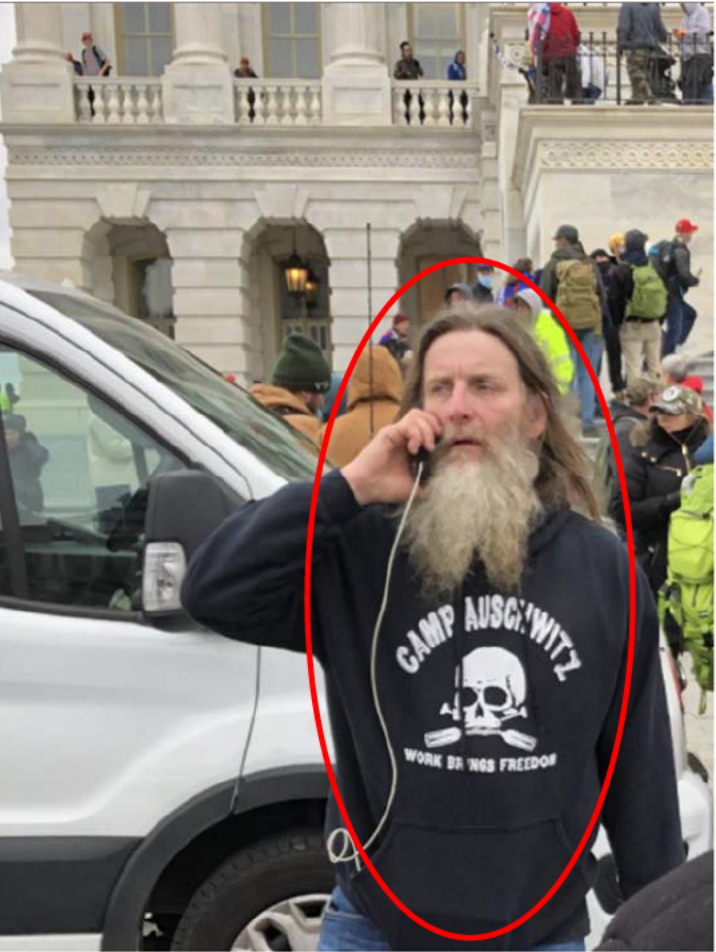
304 256 637 941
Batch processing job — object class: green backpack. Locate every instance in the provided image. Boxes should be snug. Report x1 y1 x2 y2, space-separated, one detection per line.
555 259 601 331
659 464 714 713
626 264 668 321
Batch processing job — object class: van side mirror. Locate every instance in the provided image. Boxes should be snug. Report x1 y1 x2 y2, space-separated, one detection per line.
142 470 239 616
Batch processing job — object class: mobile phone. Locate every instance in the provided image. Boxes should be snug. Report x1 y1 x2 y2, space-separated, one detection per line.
411 444 436 485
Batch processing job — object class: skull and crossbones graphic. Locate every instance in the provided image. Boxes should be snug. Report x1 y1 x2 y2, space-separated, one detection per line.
424 647 538 752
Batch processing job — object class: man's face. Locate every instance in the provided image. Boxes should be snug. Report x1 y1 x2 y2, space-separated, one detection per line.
658 411 698 433
395 318 410 339
595 255 610 267
447 291 467 307
554 237 567 252
402 44 413 59
681 232 693 246
82 37 91 47
405 329 546 596
422 330 546 463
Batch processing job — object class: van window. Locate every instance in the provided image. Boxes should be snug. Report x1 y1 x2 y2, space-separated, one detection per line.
0 345 184 612
28 291 323 482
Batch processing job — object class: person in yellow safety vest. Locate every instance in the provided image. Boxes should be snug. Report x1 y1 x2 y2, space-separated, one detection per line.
0 390 9 412
513 288 575 395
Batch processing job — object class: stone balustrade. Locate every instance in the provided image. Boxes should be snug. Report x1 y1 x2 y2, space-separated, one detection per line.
234 79 323 126
75 79 164 124
391 81 479 128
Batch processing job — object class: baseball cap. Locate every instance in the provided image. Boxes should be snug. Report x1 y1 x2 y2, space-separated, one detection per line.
81 31 92 40
675 219 698 235
649 385 703 417
553 225 579 243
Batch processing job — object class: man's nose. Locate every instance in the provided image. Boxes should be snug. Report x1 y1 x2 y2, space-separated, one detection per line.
445 381 474 421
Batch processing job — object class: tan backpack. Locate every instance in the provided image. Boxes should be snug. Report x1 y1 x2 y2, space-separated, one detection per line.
555 259 601 331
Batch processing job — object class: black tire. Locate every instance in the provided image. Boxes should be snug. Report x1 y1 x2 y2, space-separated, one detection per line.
170 829 334 951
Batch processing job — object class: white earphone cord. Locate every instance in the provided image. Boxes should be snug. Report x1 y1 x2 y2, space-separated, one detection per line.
327 462 424 872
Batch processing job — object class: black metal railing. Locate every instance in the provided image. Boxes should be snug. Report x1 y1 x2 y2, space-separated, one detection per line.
515 32 714 106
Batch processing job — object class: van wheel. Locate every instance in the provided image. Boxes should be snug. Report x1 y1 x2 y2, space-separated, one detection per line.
170 829 334 951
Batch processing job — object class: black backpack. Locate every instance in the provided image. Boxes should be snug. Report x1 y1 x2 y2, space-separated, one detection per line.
651 239 676 284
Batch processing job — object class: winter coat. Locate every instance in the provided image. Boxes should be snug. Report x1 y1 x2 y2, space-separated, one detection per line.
608 238 664 326
539 244 606 328
596 851 714 952
250 383 323 445
319 346 403 468
617 3 668 50
472 281 494 304
670 237 700 294
609 417 709 592
514 289 574 395
541 4 580 62
679 3 712 58
394 57 424 80
447 57 466 80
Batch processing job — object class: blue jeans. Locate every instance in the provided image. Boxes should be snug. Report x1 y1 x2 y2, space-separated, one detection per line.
662 292 682 357
568 330 603 429
317 886 586 952
680 300 697 348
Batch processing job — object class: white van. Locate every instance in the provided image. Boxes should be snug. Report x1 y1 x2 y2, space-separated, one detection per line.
0 272 711 952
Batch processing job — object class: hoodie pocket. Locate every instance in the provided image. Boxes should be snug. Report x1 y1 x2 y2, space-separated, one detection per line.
352 817 584 932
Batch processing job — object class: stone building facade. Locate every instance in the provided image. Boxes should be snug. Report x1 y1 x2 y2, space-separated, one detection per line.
0 3 712 383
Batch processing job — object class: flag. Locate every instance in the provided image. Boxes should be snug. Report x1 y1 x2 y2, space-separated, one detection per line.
528 2 551 53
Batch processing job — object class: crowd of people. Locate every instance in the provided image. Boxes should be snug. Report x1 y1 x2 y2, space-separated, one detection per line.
247 212 712 705
490 1 714 106
191 284 711 952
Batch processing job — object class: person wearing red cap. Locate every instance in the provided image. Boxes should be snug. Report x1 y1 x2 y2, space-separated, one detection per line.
81 32 111 78
661 218 700 357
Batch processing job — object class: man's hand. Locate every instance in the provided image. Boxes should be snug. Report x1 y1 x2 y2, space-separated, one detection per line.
342 409 443 506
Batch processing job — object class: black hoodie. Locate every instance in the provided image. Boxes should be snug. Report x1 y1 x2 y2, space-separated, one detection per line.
182 469 684 950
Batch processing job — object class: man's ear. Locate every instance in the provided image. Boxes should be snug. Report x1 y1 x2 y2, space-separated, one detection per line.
525 392 548 441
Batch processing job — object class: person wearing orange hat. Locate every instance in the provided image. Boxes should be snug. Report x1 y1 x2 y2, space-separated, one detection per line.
661 218 700 357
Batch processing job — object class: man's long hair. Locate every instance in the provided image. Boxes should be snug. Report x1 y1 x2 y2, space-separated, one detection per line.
399 304 600 520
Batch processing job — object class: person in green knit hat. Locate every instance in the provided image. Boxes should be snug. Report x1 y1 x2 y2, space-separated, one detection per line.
513 288 575 397
251 332 331 445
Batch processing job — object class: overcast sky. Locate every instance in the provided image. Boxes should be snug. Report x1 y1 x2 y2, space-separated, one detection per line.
0 3 15 270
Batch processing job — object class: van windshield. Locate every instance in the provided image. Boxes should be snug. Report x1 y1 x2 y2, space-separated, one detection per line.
28 291 324 481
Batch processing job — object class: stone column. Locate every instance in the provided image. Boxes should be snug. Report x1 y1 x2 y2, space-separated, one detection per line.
162 3 234 124
322 3 391 126
0 3 75 123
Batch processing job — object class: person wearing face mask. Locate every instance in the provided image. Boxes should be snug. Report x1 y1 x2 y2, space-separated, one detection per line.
472 263 495 304
608 384 710 651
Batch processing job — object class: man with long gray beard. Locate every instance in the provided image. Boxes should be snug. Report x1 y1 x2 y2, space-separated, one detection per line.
182 304 683 952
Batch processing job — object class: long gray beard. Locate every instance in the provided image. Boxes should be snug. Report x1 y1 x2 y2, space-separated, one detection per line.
402 437 543 599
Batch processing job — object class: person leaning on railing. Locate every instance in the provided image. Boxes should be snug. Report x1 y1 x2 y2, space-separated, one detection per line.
616 2 668 105
675 2 714 104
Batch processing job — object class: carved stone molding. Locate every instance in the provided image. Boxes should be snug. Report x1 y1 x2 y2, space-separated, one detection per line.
8 146 481 170
539 139 713 171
